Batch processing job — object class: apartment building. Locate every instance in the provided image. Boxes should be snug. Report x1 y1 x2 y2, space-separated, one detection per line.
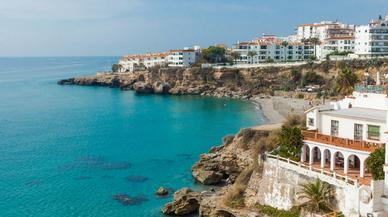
316 36 355 59
355 15 388 58
167 46 201 67
233 36 315 64
118 52 169 72
296 21 355 41
118 46 200 72
296 21 356 60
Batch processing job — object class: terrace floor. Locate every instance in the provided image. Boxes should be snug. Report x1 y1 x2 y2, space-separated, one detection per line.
308 162 372 186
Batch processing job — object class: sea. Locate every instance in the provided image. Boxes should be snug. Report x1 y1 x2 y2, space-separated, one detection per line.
0 57 264 217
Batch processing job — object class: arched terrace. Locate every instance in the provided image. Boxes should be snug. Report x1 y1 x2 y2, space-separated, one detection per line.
300 141 372 184
332 151 345 172
310 146 322 165
301 144 310 163
321 149 331 169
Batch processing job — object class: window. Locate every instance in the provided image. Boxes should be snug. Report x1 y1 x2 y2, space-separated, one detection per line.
331 120 339 137
308 118 314 126
354 124 363 140
368 125 380 140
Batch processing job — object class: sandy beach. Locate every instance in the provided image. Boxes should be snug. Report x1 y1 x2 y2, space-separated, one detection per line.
253 96 326 125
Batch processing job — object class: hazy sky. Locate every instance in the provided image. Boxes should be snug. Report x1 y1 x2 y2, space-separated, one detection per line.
0 0 387 56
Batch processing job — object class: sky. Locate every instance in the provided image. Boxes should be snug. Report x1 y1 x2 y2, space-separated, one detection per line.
0 0 387 56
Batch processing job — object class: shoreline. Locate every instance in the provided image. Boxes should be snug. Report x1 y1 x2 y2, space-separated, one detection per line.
252 96 319 125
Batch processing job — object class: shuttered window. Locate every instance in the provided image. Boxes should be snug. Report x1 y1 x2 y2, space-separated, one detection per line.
367 125 380 140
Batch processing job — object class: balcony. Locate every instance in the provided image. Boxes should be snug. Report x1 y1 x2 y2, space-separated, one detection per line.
302 130 384 152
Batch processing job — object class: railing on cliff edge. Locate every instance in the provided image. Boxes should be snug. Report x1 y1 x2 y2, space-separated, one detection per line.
265 153 359 187
302 130 384 152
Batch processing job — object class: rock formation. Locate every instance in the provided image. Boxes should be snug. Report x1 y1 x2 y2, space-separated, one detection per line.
162 188 202 215
58 60 388 100
156 187 169 196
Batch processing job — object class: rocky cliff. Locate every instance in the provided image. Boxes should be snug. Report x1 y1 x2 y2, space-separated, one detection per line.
58 60 388 100
160 127 279 217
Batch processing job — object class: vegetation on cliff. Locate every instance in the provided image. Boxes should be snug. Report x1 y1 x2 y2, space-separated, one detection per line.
366 147 385 180
297 179 334 214
335 67 360 96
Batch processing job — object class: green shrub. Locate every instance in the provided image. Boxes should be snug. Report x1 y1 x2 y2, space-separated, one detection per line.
278 126 303 161
302 71 325 86
366 147 385 180
256 205 300 217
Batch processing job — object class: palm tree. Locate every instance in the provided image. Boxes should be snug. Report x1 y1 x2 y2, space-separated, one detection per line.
247 51 257 64
230 52 241 65
281 41 289 62
309 37 321 58
298 179 334 214
335 67 359 96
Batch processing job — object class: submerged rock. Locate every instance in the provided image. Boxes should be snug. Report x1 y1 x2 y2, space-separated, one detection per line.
112 194 148 206
162 188 201 216
126 175 149 183
100 162 131 170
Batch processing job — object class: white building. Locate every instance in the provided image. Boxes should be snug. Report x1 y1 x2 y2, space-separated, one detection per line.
317 36 355 60
118 46 201 72
233 36 315 64
296 21 355 41
167 46 201 67
118 52 169 72
296 21 356 60
303 84 388 216
355 15 388 58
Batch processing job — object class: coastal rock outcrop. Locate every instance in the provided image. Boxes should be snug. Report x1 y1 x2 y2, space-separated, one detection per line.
153 82 171 94
133 81 153 94
156 187 169 196
162 188 202 215
192 129 270 185
58 60 388 101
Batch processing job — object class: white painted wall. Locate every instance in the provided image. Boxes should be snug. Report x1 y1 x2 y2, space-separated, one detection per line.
260 158 382 216
319 114 385 143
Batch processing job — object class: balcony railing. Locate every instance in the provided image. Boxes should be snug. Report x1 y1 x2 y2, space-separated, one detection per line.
302 130 384 152
266 153 358 187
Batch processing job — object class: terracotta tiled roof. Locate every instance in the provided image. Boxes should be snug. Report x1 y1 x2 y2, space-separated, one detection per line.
121 52 169 61
169 49 196 53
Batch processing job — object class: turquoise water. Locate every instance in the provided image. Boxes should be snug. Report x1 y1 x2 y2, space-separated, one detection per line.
0 57 264 217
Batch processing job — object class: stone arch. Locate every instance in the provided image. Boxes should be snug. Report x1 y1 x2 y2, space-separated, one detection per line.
333 151 345 171
347 154 361 177
301 144 310 163
322 149 331 168
311 146 322 164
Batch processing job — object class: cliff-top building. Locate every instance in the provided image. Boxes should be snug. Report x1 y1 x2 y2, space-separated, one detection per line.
355 15 388 58
300 83 388 216
118 46 200 72
232 36 315 64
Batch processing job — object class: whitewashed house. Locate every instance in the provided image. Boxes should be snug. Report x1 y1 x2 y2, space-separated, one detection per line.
355 15 388 58
301 84 388 216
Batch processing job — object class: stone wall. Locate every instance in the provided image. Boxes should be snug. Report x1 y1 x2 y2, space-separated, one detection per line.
244 158 385 217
